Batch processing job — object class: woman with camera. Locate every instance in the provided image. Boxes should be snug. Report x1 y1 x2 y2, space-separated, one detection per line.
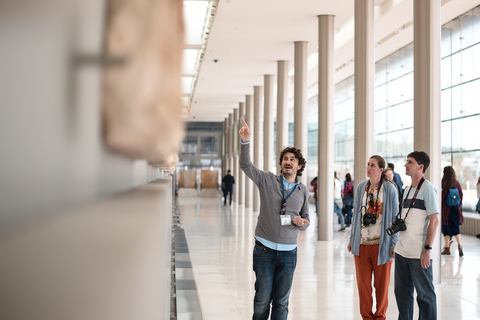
347 155 399 320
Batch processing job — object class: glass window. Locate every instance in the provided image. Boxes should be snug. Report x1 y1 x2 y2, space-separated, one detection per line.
461 45 474 83
374 84 387 110
441 121 452 153
451 118 464 152
181 136 198 155
375 61 388 86
441 27 452 58
441 56 451 89
459 116 480 151
472 8 480 44
451 52 462 86
462 44 480 82
200 136 218 156
451 21 462 53
386 73 413 107
460 11 474 49
461 80 480 117
442 150 480 199
386 101 413 132
441 88 452 121
451 85 463 119
387 129 414 158
375 133 386 156
375 108 387 134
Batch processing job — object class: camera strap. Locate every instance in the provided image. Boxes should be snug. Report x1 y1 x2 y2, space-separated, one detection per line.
364 178 384 212
399 177 425 221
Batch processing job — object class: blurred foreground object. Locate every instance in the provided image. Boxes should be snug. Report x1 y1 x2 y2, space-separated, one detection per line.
103 0 185 169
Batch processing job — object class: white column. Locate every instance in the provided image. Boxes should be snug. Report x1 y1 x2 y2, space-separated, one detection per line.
253 85 263 212
414 0 442 284
317 14 335 241
264 75 274 173
276 60 289 174
222 120 227 176
233 108 239 204
224 118 229 176
228 113 234 174
354 0 375 186
294 41 308 186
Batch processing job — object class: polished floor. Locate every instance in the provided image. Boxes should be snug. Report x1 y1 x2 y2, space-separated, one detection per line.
177 195 480 320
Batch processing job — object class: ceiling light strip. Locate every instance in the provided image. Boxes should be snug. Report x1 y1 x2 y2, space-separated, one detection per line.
187 0 219 113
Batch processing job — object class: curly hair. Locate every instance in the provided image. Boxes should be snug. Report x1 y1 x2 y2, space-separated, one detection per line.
279 147 306 177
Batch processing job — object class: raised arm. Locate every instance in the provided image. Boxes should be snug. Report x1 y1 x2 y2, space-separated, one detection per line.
239 118 251 142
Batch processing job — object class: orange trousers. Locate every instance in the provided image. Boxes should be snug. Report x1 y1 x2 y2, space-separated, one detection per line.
354 244 393 320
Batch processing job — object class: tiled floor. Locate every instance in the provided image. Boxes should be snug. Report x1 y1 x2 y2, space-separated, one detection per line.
178 196 480 320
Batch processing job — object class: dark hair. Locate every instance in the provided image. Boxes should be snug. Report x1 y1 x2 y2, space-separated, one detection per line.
387 163 394 170
227 170 231 173
345 173 352 182
442 166 457 188
407 151 430 173
279 147 306 177
370 155 388 181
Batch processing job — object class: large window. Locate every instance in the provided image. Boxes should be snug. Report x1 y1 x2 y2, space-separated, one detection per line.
440 7 480 208
304 6 480 211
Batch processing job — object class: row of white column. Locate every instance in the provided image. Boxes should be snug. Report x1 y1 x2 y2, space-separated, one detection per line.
222 0 441 283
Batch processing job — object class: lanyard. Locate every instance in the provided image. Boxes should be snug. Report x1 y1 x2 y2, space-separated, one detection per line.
281 176 298 201
400 177 425 220
364 178 384 212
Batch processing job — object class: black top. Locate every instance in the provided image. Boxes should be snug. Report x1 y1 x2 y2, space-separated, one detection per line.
222 174 235 189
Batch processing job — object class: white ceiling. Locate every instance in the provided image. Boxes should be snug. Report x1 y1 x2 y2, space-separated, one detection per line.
185 0 480 122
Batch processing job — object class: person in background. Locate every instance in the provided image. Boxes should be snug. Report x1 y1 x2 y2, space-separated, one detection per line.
238 118 310 320
342 173 354 227
388 163 404 193
348 155 399 320
334 171 346 231
441 166 464 257
385 167 402 210
476 176 480 214
222 169 235 206
311 176 318 213
394 151 439 320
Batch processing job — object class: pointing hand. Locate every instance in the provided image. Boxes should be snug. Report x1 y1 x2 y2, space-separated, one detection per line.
239 118 251 142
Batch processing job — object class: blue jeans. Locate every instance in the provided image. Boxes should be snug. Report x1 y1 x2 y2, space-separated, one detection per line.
334 201 345 228
394 253 437 320
345 204 353 225
252 241 297 320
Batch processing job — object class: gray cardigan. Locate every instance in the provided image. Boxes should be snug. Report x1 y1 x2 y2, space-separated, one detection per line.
349 179 399 265
239 143 310 245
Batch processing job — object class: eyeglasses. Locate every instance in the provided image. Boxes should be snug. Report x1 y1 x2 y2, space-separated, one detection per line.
280 199 286 215
368 193 375 207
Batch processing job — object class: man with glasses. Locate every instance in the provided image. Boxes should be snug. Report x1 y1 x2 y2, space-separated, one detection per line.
239 119 310 320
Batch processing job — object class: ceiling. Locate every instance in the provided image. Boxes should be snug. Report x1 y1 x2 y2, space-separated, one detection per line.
183 0 480 122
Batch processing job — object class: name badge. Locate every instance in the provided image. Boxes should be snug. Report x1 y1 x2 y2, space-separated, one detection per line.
280 214 292 226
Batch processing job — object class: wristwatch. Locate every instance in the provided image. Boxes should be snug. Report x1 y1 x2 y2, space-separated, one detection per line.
424 245 432 250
